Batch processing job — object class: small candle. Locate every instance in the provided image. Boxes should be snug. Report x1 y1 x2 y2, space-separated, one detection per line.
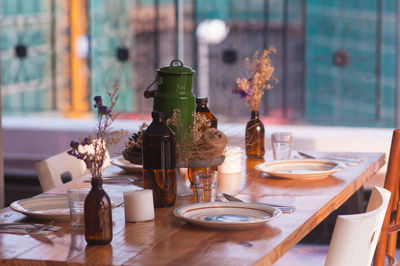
219 172 241 195
219 146 242 174
123 189 155 222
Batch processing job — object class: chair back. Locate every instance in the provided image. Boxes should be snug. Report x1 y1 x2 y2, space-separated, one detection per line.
374 129 400 266
35 151 89 191
325 186 391 266
35 147 111 192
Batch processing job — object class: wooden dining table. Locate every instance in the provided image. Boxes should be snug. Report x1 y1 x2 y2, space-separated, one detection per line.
0 151 385 265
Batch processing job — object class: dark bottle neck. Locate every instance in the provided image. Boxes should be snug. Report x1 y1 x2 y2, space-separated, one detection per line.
251 111 259 119
153 117 163 123
91 177 103 189
196 103 209 112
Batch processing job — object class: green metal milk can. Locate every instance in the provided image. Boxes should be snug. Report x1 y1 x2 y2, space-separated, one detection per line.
144 59 196 133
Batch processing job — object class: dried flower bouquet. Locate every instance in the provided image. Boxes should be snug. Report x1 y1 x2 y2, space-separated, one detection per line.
234 47 278 111
166 109 227 166
68 81 127 179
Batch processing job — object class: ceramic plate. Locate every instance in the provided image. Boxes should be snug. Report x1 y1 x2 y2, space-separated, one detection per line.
10 195 70 221
111 155 142 174
173 202 281 230
255 159 343 180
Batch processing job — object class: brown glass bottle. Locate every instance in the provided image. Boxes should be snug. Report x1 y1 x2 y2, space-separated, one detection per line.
143 111 177 208
245 111 265 158
187 97 219 184
84 177 113 245
195 97 217 129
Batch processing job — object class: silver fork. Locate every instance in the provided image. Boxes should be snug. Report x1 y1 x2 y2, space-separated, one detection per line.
26 221 55 234
0 222 55 234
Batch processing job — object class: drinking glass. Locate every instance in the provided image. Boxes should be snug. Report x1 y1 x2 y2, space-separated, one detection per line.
271 132 293 160
67 187 90 230
193 171 219 203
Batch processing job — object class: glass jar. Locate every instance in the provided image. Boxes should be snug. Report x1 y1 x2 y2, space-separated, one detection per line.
245 111 265 158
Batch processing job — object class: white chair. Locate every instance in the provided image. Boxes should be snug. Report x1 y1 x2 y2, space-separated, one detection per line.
35 151 89 192
275 186 391 266
35 147 111 192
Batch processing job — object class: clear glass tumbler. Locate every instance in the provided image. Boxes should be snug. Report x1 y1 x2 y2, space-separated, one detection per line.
67 187 90 230
271 132 293 160
193 171 219 203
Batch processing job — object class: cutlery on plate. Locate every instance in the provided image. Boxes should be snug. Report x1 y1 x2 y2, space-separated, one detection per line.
84 176 139 184
0 221 57 234
26 221 55 234
102 174 140 179
297 151 361 166
222 193 295 214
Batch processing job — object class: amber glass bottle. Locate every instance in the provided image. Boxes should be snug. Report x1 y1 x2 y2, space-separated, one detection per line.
187 97 218 184
195 97 217 129
84 177 113 245
245 111 265 158
143 111 177 208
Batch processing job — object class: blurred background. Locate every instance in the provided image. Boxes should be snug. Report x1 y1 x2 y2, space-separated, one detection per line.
1 0 397 126
0 0 398 207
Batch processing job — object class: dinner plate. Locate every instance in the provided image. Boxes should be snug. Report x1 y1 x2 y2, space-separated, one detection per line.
111 155 142 174
10 195 70 221
255 159 343 180
173 202 281 230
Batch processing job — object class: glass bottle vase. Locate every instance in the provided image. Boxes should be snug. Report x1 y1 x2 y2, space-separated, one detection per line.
245 111 265 158
84 177 113 245
143 111 177 208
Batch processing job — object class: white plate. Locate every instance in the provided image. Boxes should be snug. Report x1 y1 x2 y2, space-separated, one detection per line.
111 155 142 174
173 202 281 230
10 195 70 221
255 159 343 180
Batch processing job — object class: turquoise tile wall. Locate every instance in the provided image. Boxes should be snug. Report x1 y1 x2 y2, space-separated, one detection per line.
0 0 53 114
89 0 136 112
305 0 397 127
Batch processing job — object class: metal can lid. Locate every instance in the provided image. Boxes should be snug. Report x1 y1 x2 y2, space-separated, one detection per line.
158 59 195 75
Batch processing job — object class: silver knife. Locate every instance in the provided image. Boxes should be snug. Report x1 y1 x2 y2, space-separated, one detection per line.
298 151 361 166
222 193 295 214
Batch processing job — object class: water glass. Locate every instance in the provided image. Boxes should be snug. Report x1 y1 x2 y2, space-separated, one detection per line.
67 188 90 230
271 132 293 160
193 171 219 203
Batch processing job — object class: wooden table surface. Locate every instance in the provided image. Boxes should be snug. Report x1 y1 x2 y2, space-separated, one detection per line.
0 151 385 265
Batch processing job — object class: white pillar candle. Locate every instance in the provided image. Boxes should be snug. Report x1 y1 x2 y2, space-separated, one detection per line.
219 146 242 174
123 189 155 222
218 173 242 195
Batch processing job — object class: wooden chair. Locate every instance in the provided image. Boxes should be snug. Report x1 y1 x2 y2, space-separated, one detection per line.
35 148 110 192
275 186 391 266
374 129 400 266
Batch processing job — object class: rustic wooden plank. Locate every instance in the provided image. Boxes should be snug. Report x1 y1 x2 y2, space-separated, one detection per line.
0 151 385 265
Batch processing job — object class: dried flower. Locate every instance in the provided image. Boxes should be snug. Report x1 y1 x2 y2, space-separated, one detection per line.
234 47 278 111
93 96 102 108
166 109 227 165
68 81 127 179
